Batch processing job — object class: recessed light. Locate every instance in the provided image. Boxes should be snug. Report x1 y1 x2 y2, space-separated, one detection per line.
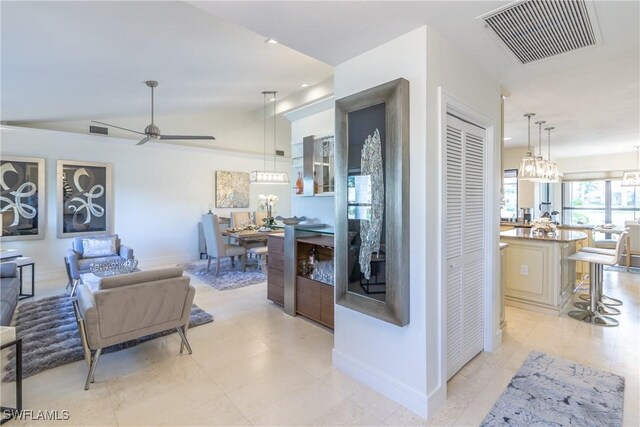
300 83 310 88
265 38 278 44
503 137 512 141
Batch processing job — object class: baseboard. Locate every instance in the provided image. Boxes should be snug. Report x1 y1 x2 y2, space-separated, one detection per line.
427 384 446 416
332 349 429 419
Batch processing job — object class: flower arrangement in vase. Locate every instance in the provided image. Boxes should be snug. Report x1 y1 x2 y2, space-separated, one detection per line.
258 194 279 227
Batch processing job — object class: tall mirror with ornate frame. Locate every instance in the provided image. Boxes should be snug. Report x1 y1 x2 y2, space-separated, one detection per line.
335 78 410 326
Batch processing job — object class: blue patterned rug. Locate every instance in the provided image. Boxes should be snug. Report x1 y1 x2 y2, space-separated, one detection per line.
481 351 625 426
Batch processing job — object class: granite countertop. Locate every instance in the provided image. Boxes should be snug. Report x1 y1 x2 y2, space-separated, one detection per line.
500 228 588 243
500 222 532 228
557 224 595 230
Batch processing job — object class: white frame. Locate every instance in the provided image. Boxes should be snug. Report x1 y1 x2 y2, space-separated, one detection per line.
0 156 46 241
57 160 113 238
437 87 500 399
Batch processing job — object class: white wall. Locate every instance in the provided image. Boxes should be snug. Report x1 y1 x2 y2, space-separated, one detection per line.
288 107 336 225
332 26 430 417
332 25 501 419
556 151 637 174
0 126 290 292
12 109 292 157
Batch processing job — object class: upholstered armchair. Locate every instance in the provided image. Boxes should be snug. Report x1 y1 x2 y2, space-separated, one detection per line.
65 234 134 296
74 267 194 389
202 214 246 276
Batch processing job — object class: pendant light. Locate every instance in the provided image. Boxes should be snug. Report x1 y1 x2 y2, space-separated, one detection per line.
518 113 538 181
250 91 289 184
621 145 640 187
544 127 560 183
530 120 548 183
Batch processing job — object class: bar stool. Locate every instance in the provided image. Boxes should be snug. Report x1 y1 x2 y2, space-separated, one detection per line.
567 231 628 327
578 230 627 308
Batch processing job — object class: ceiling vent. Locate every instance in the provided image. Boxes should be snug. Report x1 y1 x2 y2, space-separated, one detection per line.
479 0 602 64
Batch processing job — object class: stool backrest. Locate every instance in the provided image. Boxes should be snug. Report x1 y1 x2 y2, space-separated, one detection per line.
614 231 628 261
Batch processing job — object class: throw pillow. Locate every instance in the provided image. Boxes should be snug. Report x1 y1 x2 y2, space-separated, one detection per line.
82 236 117 258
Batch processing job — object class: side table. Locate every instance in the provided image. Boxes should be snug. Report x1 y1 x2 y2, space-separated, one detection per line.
0 326 22 424
13 257 35 300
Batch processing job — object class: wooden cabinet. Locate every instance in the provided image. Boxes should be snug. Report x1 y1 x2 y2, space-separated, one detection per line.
296 276 334 329
295 235 334 329
267 235 284 306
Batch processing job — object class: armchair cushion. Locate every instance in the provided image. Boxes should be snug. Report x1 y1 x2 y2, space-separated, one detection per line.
82 236 117 258
0 262 17 278
72 234 121 257
98 267 184 290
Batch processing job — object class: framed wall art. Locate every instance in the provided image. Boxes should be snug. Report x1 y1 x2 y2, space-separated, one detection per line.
335 78 410 326
0 156 45 241
216 170 250 208
57 160 112 238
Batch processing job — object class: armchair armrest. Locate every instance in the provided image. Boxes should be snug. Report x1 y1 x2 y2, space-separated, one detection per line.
76 285 101 350
0 262 17 278
66 249 81 280
119 245 134 260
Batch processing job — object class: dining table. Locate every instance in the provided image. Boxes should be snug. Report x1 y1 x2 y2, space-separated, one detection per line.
222 228 284 247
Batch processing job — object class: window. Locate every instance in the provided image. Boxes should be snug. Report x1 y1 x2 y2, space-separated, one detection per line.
501 169 518 220
562 179 639 225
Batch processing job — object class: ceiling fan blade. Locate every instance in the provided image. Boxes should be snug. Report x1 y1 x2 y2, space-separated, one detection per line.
159 135 215 141
136 136 152 146
92 121 145 135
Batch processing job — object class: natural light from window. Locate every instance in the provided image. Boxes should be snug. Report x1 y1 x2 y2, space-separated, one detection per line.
562 179 639 225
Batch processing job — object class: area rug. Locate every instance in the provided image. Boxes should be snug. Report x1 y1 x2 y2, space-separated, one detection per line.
182 258 266 290
604 265 640 275
481 351 625 426
2 294 213 382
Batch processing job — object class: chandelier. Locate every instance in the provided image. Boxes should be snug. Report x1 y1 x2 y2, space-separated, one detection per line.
250 91 289 184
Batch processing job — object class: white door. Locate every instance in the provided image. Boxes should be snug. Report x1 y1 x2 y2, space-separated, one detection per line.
445 113 486 380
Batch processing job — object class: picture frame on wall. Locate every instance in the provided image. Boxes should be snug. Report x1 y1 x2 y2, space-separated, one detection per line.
57 160 112 238
335 78 410 327
215 170 250 208
0 156 46 241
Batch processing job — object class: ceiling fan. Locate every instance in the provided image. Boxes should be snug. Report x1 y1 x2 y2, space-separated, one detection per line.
92 80 216 146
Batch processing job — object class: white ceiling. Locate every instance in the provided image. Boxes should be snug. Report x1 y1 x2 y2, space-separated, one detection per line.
0 1 332 122
196 0 640 158
2 1 638 158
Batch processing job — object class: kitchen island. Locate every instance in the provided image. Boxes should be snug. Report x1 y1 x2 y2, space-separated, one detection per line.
500 228 588 315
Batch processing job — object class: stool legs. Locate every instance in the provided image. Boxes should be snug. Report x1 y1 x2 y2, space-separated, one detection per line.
569 263 618 327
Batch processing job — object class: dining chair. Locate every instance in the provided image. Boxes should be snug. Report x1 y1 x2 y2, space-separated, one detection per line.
254 210 268 227
201 214 246 276
230 211 252 229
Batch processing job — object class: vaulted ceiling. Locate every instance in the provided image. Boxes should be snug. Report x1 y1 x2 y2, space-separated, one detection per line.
2 1 638 158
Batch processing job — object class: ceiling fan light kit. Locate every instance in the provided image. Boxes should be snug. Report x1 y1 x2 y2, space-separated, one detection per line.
250 91 289 185
92 80 215 146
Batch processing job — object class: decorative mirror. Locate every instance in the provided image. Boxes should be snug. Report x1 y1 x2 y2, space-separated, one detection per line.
335 78 410 326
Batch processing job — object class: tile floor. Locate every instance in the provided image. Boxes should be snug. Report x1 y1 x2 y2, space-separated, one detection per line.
1 267 638 426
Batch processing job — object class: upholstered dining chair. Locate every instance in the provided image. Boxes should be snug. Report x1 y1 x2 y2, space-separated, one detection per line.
201 214 246 276
230 211 252 229
254 210 268 227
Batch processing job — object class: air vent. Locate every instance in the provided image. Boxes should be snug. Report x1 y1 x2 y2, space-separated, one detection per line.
275 149 285 157
479 0 601 64
89 125 108 135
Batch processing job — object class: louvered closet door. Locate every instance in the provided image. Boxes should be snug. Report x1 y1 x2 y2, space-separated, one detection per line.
445 114 486 381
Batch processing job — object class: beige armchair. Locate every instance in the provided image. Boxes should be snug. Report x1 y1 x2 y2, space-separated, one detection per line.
202 214 246 275
74 267 195 390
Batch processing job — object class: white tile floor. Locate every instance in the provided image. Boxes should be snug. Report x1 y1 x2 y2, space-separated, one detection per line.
2 268 638 426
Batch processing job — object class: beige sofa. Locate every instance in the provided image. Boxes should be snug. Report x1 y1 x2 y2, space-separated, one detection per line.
74 267 195 389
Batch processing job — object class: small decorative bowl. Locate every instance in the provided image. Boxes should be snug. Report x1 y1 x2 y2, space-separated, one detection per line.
275 216 307 226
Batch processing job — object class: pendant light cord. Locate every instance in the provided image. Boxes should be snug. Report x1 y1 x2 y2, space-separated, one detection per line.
273 93 277 170
263 92 267 171
524 113 535 153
